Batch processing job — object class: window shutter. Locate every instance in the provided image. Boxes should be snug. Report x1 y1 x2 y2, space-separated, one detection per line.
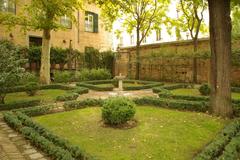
93 13 98 33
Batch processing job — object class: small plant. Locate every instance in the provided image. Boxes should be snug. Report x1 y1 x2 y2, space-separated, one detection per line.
102 97 136 126
25 82 39 96
158 89 173 98
199 84 211 96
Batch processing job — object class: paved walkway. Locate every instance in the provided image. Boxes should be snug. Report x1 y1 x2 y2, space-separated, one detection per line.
0 114 49 160
77 89 158 100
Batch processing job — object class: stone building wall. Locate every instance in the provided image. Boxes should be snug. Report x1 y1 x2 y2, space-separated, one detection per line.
0 1 112 52
115 38 240 84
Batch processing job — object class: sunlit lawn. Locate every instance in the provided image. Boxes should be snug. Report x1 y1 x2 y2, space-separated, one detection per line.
171 88 240 100
34 106 227 160
5 89 67 104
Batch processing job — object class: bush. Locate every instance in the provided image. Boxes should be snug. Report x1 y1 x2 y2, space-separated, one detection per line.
75 68 111 81
25 82 39 96
194 119 240 160
157 89 173 98
73 87 89 94
0 99 41 111
18 72 39 85
102 97 136 125
199 84 211 96
13 105 54 116
63 99 103 110
56 93 79 102
54 71 74 83
133 97 208 112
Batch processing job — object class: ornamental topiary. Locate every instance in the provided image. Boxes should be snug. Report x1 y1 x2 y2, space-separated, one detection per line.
102 97 136 126
199 84 211 96
25 82 39 96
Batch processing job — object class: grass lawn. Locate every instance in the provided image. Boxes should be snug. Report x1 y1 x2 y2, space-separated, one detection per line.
95 83 115 88
5 89 67 104
171 88 240 100
34 106 227 160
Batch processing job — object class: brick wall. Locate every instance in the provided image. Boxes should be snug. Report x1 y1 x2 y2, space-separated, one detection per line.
115 38 240 84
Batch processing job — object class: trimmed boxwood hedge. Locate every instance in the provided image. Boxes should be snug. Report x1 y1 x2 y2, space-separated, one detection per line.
12 105 54 116
63 99 104 110
77 79 164 91
133 97 208 112
0 100 41 111
3 111 97 160
152 84 188 93
194 119 240 160
56 87 89 102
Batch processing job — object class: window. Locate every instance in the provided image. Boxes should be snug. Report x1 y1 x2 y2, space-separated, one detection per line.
1 0 16 14
85 11 98 33
130 35 134 45
60 15 72 29
156 29 162 41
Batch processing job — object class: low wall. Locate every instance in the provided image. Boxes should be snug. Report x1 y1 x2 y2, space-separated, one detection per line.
115 38 240 84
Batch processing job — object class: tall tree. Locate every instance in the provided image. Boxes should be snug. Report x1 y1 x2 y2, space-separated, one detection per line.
95 0 170 80
176 0 208 83
0 0 82 84
208 0 233 117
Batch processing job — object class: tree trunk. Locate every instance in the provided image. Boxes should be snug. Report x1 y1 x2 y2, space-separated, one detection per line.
0 95 5 104
192 39 198 83
40 29 51 84
208 0 233 118
135 27 141 80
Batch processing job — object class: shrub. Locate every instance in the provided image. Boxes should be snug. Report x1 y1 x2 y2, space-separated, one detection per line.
73 87 89 94
77 82 114 91
13 105 54 116
56 93 79 102
75 68 111 81
157 89 173 98
0 99 41 111
18 72 39 85
102 97 136 125
54 71 74 83
199 84 211 96
25 82 39 96
194 119 240 160
63 99 103 110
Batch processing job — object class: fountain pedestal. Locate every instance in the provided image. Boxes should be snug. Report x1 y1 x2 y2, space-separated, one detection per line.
114 73 126 91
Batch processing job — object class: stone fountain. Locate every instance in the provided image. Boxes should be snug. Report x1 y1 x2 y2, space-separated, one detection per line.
114 73 126 91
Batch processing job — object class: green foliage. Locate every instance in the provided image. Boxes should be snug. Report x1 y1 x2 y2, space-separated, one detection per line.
28 46 41 63
194 119 240 160
157 89 173 98
133 97 208 112
25 82 39 96
75 68 112 81
54 71 74 83
199 84 211 96
56 93 79 102
63 99 104 110
19 72 39 85
77 82 114 91
84 48 115 71
0 40 26 104
13 105 54 116
232 5 240 39
0 99 40 111
175 0 208 42
102 97 136 125
51 47 68 64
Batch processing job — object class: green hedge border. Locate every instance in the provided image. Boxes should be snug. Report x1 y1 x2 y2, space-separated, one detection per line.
0 100 41 111
2 97 240 160
194 119 240 160
77 79 164 91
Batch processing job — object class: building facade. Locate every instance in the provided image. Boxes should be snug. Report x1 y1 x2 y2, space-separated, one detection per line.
0 0 113 52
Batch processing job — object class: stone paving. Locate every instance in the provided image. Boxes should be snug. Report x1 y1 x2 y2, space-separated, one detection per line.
0 114 49 160
77 89 158 100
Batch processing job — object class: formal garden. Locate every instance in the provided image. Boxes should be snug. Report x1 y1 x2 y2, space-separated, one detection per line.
1 0 240 160
1 39 240 160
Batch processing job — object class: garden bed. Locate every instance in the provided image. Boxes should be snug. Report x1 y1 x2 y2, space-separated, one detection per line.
77 79 164 91
34 106 226 160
